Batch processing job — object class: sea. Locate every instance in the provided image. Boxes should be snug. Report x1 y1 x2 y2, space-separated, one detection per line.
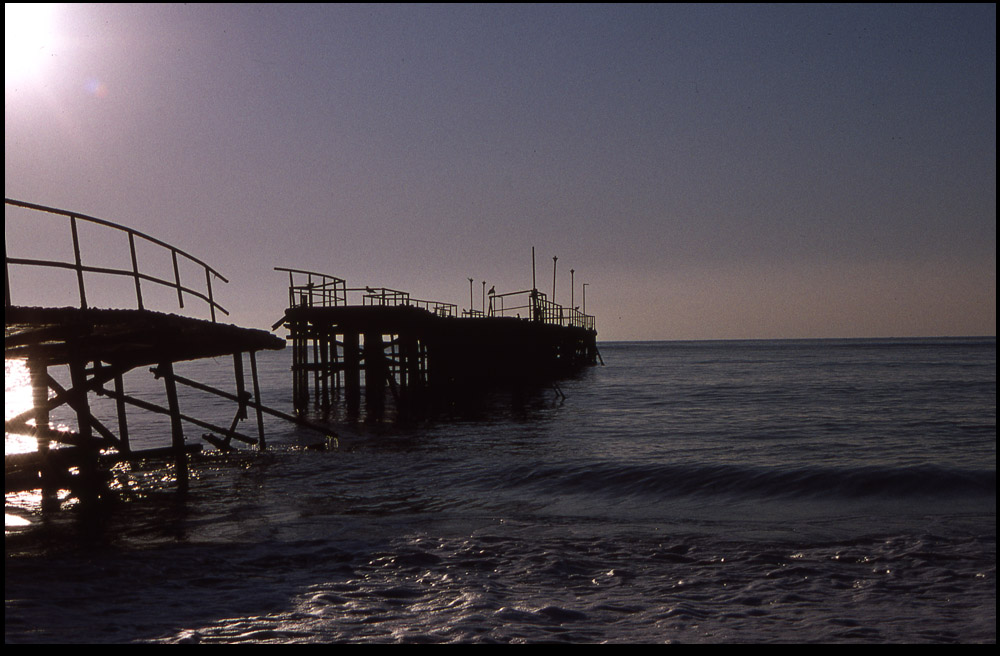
4 337 996 643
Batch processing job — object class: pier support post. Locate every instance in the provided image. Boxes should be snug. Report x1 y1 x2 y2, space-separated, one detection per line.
249 351 267 450
29 360 59 510
113 373 131 453
312 332 321 407
29 360 50 453
364 331 386 418
68 357 100 504
159 361 189 492
319 331 331 409
343 331 361 418
399 334 420 415
291 320 310 412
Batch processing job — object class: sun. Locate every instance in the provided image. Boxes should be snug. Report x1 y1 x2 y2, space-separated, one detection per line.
5 3 57 83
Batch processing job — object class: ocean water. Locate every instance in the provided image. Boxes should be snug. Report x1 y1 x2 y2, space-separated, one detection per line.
5 338 996 643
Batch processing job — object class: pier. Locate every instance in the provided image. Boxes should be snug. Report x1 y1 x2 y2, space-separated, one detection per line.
3 199 326 504
273 266 600 420
5 197 600 506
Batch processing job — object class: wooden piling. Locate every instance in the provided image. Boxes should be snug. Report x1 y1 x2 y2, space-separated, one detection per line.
364 331 386 416
113 373 131 452
278 305 597 421
159 361 189 492
29 360 59 508
6 199 297 504
343 331 361 417
249 351 267 450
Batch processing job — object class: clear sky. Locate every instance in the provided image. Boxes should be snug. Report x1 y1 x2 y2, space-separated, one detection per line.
5 4 996 341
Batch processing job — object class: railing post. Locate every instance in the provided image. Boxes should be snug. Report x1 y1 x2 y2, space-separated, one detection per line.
172 250 184 309
70 215 88 309
206 269 216 322
5 239 11 308
128 232 144 310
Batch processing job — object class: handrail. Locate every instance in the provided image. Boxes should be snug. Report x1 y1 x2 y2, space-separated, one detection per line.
6 198 229 321
276 268 457 317
275 268 593 328
275 267 347 308
489 288 595 330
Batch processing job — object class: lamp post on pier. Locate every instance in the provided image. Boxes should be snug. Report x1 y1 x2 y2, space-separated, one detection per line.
552 256 558 303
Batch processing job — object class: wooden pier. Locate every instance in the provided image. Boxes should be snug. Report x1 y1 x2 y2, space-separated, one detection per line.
273 267 600 419
4 199 328 506
5 197 600 509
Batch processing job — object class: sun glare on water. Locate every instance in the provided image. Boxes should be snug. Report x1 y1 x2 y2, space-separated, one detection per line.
5 359 37 456
5 3 57 83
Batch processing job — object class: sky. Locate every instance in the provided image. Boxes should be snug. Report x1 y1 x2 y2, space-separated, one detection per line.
5 3 996 341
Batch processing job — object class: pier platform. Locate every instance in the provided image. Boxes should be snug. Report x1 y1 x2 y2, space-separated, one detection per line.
273 268 600 419
6 306 282 369
4 199 305 505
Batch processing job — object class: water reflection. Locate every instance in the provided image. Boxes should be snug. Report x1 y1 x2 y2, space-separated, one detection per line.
5 358 36 455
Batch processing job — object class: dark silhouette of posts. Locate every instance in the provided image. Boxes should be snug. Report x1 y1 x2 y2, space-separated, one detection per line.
364 331 386 416
343 331 361 417
552 256 558 303
248 351 267 450
274 264 598 423
29 360 59 509
159 361 189 492
68 355 101 503
400 333 420 411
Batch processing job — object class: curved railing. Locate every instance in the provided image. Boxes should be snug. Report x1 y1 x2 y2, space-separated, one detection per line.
275 267 348 309
5 198 229 321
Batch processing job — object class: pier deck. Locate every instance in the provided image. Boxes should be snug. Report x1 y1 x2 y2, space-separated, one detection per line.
274 268 600 419
6 306 282 368
4 199 301 505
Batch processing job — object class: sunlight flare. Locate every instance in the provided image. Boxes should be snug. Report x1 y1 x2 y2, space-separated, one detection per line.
5 3 57 83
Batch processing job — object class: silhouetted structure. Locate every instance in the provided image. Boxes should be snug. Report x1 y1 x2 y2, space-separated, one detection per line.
273 267 600 420
3 199 326 505
4 198 600 506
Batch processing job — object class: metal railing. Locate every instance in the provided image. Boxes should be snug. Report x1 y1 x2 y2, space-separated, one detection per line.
357 287 457 317
276 268 457 317
5 198 229 321
489 288 596 331
275 268 594 329
275 267 348 308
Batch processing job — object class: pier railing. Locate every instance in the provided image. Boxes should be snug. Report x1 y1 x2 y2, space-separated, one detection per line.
275 268 593 329
277 268 457 317
489 289 596 331
5 198 229 322
276 267 348 308
357 287 457 317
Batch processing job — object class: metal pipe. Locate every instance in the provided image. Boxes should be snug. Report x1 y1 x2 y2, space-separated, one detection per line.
552 256 558 302
571 269 575 310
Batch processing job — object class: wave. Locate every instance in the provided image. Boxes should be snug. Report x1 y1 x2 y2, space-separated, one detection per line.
498 461 996 502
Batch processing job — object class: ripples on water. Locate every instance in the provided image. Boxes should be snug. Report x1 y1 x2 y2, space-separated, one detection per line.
5 339 996 643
